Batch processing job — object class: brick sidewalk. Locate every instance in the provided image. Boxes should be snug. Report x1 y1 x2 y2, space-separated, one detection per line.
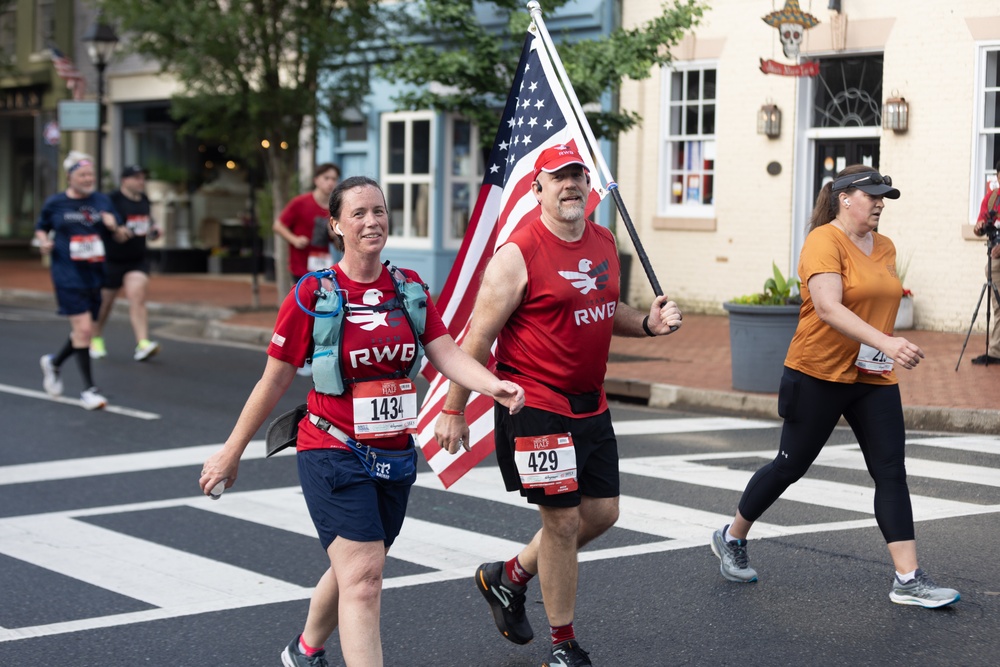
4 258 999 413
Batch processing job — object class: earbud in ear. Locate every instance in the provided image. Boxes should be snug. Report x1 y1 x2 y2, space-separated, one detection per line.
335 224 344 236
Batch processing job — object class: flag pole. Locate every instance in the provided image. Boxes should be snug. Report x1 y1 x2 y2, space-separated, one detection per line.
527 1 666 300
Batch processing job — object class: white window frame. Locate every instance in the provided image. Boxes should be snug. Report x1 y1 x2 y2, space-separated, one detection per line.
970 42 1000 223
380 110 435 249
442 114 484 249
659 59 717 218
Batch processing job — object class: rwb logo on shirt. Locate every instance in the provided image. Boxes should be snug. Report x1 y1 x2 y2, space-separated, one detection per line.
558 258 610 295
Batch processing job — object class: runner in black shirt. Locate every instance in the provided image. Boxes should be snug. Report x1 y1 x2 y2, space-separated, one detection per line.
92 165 161 361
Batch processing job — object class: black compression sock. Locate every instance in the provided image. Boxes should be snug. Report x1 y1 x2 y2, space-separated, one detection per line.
73 347 95 389
53 337 75 367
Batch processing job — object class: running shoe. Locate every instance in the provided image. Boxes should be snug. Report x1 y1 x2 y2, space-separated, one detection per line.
544 639 592 667
711 525 758 583
890 569 960 608
475 561 534 644
133 339 160 361
80 387 108 411
280 636 329 667
89 337 107 359
39 354 63 397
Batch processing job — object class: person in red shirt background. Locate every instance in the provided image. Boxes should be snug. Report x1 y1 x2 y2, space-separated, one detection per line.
274 163 341 284
972 159 1000 365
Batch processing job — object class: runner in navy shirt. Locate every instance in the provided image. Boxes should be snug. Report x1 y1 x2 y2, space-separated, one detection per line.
34 151 123 410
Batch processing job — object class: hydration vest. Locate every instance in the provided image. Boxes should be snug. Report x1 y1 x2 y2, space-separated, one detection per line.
309 263 427 396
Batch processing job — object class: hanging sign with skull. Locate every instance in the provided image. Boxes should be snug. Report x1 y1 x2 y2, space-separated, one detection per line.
761 0 820 76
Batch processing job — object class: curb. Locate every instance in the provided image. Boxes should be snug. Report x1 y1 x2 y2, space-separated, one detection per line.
643 383 1000 435
5 290 999 434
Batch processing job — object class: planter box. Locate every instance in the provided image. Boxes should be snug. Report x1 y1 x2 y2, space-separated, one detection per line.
723 302 800 393
895 296 913 330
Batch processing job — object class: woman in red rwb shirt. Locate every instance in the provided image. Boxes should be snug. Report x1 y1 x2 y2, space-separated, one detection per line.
199 176 523 666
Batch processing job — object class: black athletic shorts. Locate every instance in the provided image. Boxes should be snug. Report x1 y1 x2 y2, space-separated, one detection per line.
104 259 150 290
494 403 619 508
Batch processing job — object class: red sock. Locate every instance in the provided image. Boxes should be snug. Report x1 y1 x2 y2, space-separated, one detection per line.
551 622 575 645
298 634 323 656
504 556 534 586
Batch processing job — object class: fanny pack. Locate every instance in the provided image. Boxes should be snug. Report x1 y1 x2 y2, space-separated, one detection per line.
496 362 601 414
344 438 418 485
306 411 417 484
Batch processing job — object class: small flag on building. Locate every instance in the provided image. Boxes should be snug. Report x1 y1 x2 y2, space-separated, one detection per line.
416 25 607 488
49 46 86 100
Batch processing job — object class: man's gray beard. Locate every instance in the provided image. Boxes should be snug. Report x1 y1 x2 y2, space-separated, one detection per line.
557 197 585 222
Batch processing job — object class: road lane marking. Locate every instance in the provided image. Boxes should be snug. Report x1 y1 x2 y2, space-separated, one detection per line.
0 383 160 420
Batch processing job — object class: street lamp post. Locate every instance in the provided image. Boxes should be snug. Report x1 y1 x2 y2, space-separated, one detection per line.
83 17 118 191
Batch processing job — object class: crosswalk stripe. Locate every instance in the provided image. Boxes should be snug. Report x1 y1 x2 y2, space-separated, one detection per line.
612 416 777 435
1 431 997 642
0 515 309 608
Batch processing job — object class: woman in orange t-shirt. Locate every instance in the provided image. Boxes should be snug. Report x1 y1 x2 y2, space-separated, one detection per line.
710 165 960 609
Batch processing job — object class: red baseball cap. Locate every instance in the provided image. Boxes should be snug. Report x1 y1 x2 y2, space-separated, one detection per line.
533 144 588 180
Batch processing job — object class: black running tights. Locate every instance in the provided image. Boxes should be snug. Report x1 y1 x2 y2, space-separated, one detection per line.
737 367 914 543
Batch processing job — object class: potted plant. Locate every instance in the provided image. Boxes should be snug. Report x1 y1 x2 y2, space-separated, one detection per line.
722 262 802 393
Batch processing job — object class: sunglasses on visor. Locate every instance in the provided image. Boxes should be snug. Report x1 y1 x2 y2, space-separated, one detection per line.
831 172 892 192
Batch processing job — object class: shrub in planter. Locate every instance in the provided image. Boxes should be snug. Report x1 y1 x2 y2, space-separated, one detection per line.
723 263 802 393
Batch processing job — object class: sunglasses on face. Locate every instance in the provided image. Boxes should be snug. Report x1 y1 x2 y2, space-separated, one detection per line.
831 172 892 192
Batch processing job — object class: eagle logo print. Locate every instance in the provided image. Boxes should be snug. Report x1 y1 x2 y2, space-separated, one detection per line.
345 289 405 330
558 258 609 295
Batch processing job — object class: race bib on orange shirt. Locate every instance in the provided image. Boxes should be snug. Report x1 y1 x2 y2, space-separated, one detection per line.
856 341 894 375
514 433 578 495
352 378 417 439
69 234 105 262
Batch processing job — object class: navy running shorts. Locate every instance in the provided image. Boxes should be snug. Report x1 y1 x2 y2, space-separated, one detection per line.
297 448 413 550
55 286 102 319
104 259 150 290
494 403 620 508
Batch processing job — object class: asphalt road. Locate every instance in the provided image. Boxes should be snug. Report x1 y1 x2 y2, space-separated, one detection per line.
0 305 997 666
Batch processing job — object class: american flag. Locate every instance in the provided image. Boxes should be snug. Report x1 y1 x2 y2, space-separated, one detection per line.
50 47 86 100
416 27 607 488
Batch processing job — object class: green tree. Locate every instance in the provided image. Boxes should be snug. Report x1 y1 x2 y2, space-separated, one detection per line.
381 0 705 147
93 0 386 296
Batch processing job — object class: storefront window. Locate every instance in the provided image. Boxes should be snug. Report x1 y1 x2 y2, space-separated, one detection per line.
380 111 433 246
444 116 484 244
811 55 883 128
660 62 716 216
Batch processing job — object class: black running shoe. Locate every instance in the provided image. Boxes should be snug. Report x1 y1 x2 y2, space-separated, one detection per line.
475 561 534 644
544 639 592 666
281 635 329 667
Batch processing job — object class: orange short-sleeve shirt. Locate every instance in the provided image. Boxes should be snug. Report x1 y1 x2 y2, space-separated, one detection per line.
785 224 902 385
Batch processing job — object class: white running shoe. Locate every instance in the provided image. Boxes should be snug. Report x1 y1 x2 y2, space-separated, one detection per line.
80 387 108 411
134 340 160 361
40 354 63 396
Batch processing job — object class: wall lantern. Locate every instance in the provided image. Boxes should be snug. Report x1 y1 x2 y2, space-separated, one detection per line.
757 103 781 139
883 96 909 132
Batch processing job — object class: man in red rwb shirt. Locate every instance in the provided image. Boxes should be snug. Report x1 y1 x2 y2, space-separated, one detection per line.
435 145 684 664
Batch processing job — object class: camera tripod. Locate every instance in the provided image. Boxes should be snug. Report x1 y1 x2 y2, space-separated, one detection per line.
955 237 1000 370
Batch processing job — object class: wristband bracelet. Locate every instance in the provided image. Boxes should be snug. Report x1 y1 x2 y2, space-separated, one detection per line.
642 315 656 337
441 408 464 416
